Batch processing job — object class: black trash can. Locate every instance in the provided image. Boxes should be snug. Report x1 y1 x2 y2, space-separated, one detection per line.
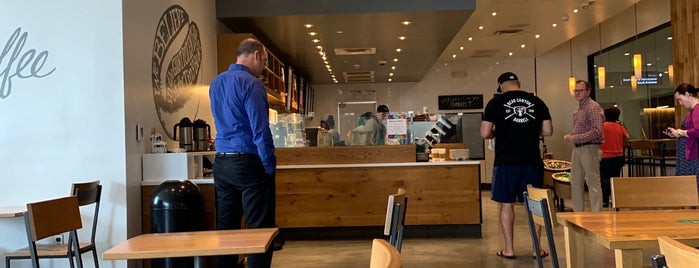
151 180 204 268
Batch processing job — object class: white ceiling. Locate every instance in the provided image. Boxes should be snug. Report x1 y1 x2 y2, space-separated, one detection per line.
218 0 643 85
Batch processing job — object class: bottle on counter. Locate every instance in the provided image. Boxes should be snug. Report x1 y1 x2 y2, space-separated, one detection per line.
414 138 429 162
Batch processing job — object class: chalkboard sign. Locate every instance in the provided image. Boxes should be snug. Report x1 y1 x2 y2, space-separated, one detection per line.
438 94 483 110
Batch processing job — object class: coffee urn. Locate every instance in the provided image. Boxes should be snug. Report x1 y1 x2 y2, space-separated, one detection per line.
193 119 211 151
173 117 194 151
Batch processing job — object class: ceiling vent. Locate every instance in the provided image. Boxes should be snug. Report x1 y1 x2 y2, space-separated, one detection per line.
334 47 376 56
491 29 524 36
343 71 375 83
470 49 500 58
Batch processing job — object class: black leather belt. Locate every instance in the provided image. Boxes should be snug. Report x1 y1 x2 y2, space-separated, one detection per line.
216 152 248 156
575 142 601 147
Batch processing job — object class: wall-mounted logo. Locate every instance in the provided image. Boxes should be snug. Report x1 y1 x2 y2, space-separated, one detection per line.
151 5 202 139
0 27 56 99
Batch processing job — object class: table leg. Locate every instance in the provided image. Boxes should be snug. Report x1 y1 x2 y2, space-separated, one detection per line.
194 256 203 268
563 226 585 268
614 249 643 268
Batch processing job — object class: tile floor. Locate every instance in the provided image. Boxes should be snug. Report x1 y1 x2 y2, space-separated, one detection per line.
270 190 661 267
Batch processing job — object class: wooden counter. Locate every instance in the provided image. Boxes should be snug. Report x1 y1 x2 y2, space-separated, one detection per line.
142 145 482 237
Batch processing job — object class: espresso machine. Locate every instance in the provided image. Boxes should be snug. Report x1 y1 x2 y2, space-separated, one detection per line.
173 117 194 151
193 119 211 151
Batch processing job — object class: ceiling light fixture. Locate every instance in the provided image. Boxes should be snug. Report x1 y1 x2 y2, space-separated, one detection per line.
312 39 319 43
491 11 497 16
520 44 526 48
304 24 313 28
631 4 642 90
393 58 399 62
398 36 406 40
308 32 317 36
459 46 464 50
401 21 411 26
597 23 606 90
396 48 402 52
478 26 484 30
568 39 576 95
468 37 473 41
391 66 396 70
535 34 541 39
552 23 558 28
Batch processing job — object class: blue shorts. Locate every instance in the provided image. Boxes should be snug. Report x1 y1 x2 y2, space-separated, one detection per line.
491 165 544 203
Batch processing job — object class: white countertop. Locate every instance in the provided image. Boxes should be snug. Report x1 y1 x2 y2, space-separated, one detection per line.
141 160 480 186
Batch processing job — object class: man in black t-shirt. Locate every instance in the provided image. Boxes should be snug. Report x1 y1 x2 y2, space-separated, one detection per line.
481 72 553 259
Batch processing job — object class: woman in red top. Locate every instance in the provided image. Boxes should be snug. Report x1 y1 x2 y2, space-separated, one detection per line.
600 107 630 207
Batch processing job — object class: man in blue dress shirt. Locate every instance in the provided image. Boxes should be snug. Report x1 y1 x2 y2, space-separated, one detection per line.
209 38 276 268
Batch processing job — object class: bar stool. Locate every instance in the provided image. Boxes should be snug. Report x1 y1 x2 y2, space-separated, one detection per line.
626 140 659 176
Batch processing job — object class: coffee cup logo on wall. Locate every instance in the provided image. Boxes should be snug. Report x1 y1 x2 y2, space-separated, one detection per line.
1 27 56 99
151 5 202 139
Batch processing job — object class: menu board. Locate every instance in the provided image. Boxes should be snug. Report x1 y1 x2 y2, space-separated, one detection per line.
438 95 483 110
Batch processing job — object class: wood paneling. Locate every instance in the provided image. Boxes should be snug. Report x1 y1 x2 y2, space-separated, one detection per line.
276 145 416 165
276 164 481 227
670 0 699 125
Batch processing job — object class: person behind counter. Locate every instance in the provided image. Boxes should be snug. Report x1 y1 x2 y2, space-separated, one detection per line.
347 112 377 145
375 105 389 145
321 115 342 145
209 38 276 268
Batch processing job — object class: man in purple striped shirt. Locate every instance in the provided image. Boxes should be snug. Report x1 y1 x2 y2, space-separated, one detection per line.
563 80 604 212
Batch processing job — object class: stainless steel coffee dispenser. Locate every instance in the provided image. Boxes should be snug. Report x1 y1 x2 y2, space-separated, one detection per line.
193 119 211 151
173 117 194 151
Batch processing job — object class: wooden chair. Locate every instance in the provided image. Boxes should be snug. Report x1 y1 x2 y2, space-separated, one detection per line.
369 239 402 268
383 187 407 252
5 181 102 268
6 196 83 268
524 185 559 268
658 236 699 268
611 176 699 211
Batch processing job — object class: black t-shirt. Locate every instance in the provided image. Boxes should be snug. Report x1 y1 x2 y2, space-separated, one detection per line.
482 90 551 165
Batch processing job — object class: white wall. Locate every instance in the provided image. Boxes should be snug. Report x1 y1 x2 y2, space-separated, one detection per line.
0 1 125 268
121 0 219 267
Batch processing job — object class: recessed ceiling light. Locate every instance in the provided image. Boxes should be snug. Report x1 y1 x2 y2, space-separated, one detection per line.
316 46 323 50
322 56 327 60
610 85 614 88
667 36 673 40
402 21 411 26
398 36 406 40
624 52 630 56
391 66 396 70
308 32 317 36
491 11 497 16
478 25 484 30
460 46 464 50
508 52 513 56
389 73 394 77
304 24 313 28
552 23 558 27
312 39 320 43
336 31 344 34
396 48 402 52
521 44 526 48
535 34 541 39
468 37 473 41
388 78 393 82
318 51 324 56
573 9 579 13
647 63 653 66
452 54 456 58
393 58 399 62
323 61 328 64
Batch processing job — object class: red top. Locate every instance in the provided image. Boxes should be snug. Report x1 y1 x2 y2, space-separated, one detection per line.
601 122 628 158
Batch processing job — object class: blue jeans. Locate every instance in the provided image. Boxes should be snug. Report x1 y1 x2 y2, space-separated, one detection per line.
213 153 276 268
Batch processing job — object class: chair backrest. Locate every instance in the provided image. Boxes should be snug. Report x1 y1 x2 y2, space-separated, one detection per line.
526 185 557 227
658 236 699 268
383 187 407 252
369 239 402 268
524 185 560 268
25 195 83 267
611 176 699 210
71 180 102 244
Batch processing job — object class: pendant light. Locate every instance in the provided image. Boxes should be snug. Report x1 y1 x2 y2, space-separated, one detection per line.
597 24 606 90
632 4 642 79
668 64 674 84
568 39 576 96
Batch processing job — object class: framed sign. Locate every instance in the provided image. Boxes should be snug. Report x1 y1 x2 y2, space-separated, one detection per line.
438 94 483 110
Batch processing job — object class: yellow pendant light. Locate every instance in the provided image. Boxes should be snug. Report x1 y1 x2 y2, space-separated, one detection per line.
568 40 575 96
598 66 606 89
668 64 674 84
633 53 643 78
630 75 638 92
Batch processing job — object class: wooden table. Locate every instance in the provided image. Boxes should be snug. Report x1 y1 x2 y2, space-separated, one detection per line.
103 228 279 268
557 210 699 268
0 206 25 218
